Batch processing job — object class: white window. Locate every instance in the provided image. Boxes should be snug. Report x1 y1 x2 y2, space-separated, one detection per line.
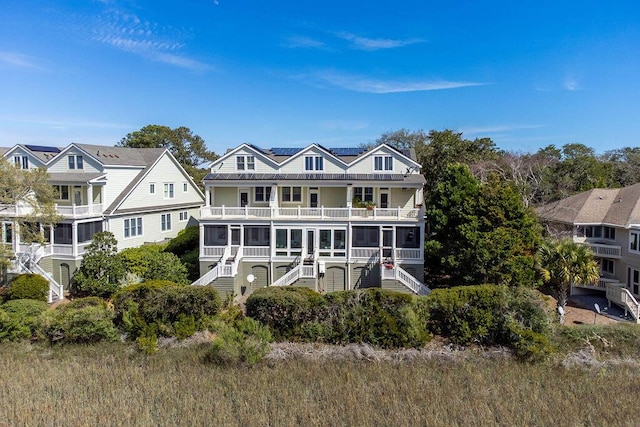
149 183 156 194
629 267 640 295
53 185 69 201
124 217 143 238
374 155 393 171
630 231 640 253
255 186 272 202
604 226 616 240
236 155 255 171
304 156 324 171
164 183 174 199
601 258 614 275
281 186 302 202
68 155 83 170
179 211 189 222
183 182 188 192
14 156 28 170
354 187 374 203
161 213 172 231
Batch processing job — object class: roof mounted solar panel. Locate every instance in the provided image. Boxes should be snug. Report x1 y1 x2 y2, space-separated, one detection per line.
271 147 302 156
332 147 365 156
24 145 61 153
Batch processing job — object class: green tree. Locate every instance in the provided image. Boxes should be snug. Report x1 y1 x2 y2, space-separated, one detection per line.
117 125 218 186
602 146 640 187
72 232 126 298
425 164 541 288
537 239 599 308
118 245 189 285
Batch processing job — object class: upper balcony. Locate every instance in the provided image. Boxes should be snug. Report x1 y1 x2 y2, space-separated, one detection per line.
574 237 622 259
199 205 424 222
0 203 104 219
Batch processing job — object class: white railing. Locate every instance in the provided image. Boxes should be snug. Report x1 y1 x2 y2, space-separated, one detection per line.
586 243 622 258
271 264 301 287
191 264 221 286
243 246 270 257
396 265 430 296
381 265 395 280
395 248 422 260
606 283 640 322
55 203 104 217
351 248 379 259
200 205 422 221
0 204 33 216
202 246 225 257
301 264 315 278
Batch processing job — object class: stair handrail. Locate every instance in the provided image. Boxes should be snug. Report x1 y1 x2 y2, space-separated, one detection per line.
395 265 430 296
191 264 221 286
15 255 64 303
271 264 301 287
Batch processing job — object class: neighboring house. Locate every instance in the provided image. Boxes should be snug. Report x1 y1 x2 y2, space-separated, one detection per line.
1 143 205 301
194 143 429 297
537 184 640 321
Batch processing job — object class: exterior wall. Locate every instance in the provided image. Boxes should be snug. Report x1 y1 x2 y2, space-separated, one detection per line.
319 187 347 207
109 207 200 249
215 147 277 174
390 188 417 209
47 148 102 173
279 148 345 174
49 258 82 289
5 147 47 169
347 147 416 175
118 154 203 211
213 187 238 207
101 167 144 208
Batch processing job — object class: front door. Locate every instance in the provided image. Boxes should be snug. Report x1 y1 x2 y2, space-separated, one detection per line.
240 191 249 207
73 187 82 205
380 192 389 209
306 229 315 257
310 190 319 208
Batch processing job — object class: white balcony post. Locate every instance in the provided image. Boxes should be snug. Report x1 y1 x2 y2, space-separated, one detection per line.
72 223 78 257
199 223 205 258
205 186 211 207
321 206 325 219
397 206 401 220
87 184 93 211
221 205 226 219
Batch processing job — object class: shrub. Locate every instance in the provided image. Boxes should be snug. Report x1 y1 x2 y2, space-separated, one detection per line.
245 287 326 341
118 246 189 285
71 232 126 298
246 287 431 348
423 284 553 357
164 226 198 257
0 299 48 340
39 297 118 345
204 317 272 366
6 274 49 302
113 282 220 340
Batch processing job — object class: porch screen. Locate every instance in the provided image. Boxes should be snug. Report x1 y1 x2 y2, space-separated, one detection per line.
244 227 270 246
396 227 420 248
78 221 103 243
54 224 72 244
352 226 378 247
204 226 227 246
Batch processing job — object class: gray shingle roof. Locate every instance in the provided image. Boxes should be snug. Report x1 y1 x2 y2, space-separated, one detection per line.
537 183 640 227
74 143 165 167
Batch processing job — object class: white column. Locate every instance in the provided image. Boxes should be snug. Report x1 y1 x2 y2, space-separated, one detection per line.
346 185 353 208
72 222 78 257
87 184 93 210
205 186 211 207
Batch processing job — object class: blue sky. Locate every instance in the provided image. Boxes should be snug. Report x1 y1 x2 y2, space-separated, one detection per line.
1 1 639 155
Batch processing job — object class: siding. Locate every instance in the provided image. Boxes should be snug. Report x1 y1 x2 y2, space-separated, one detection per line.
47 149 101 173
279 148 345 174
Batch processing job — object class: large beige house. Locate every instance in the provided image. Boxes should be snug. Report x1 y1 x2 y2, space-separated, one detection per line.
193 143 429 297
1 143 204 301
537 184 640 321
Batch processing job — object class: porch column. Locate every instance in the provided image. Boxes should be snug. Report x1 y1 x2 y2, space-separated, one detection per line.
87 184 93 210
199 223 205 256
205 186 211 207
72 222 78 257
346 185 353 208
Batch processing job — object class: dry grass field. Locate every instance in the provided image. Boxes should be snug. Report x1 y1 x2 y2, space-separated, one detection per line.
2 337 640 427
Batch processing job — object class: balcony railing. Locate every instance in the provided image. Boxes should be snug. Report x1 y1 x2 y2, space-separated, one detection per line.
200 206 423 221
56 203 104 217
586 243 621 258
17 242 91 257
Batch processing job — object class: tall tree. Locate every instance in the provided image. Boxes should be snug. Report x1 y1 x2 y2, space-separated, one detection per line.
602 147 640 187
425 164 541 288
537 239 599 308
72 231 126 298
117 125 218 185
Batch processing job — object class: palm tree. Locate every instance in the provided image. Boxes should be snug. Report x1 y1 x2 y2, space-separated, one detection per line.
538 238 600 308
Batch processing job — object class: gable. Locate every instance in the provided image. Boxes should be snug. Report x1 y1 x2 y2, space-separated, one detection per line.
3 145 47 169
348 145 419 174
278 146 346 174
211 144 278 174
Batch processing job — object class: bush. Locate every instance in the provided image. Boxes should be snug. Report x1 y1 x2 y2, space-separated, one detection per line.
164 226 198 257
246 287 431 348
113 282 220 341
245 287 326 341
423 284 553 358
39 297 119 345
118 246 189 285
6 274 49 302
204 317 272 366
0 299 49 341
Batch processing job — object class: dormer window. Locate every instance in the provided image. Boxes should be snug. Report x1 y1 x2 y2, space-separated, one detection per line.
68 155 83 170
14 156 28 170
305 156 324 171
236 155 255 171
374 155 393 171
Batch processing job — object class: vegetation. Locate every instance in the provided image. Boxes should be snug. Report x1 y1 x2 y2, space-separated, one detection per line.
5 273 49 302
0 299 48 342
72 231 127 298
118 245 189 285
117 124 218 187
425 164 541 288
538 239 600 308
2 341 640 426
39 297 119 344
164 226 200 282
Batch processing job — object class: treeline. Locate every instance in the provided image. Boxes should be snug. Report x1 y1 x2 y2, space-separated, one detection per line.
375 129 639 207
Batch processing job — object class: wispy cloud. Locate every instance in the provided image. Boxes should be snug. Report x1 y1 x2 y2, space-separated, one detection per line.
309 71 486 94
335 32 425 51
563 77 581 91
90 8 210 71
0 51 42 70
283 36 327 50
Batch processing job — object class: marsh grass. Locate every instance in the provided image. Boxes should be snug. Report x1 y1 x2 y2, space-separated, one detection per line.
1 339 640 426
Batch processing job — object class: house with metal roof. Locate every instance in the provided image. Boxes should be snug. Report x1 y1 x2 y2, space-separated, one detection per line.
537 184 640 321
1 143 205 301
193 143 429 297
